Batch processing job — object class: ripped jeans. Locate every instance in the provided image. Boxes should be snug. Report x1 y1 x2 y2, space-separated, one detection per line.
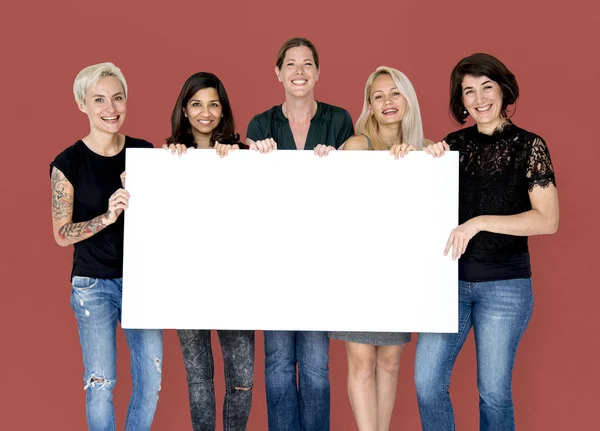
71 276 163 431
177 329 255 431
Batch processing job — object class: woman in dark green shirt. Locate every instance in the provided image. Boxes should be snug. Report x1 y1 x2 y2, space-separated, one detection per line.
247 37 354 431
246 38 353 155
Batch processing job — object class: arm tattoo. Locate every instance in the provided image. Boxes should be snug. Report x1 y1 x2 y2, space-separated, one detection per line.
51 168 74 221
57 215 107 243
52 167 108 244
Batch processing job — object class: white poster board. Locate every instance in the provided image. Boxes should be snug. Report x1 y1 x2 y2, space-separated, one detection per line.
122 149 458 333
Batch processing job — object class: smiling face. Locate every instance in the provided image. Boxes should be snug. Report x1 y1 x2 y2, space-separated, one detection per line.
368 73 407 126
275 46 319 98
80 76 126 134
461 74 504 132
183 87 222 138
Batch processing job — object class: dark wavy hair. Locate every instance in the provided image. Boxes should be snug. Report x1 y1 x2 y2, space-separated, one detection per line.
276 37 320 70
166 72 239 147
449 53 519 124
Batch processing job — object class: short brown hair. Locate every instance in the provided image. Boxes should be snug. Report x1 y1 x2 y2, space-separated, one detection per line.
449 53 519 124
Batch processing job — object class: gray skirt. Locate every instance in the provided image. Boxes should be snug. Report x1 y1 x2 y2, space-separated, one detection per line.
328 331 411 346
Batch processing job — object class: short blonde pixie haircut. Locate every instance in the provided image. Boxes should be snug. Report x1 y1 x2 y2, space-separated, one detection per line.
355 66 424 151
73 62 128 106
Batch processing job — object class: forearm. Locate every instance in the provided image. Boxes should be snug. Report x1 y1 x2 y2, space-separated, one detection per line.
475 209 558 237
55 213 111 246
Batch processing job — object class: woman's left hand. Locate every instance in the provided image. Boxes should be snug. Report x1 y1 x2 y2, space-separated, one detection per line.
390 143 416 159
444 217 482 260
215 141 239 158
423 140 449 158
314 144 336 157
162 143 189 156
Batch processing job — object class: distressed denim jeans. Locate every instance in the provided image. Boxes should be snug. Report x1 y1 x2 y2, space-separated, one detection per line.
71 277 163 431
415 278 534 431
264 331 330 431
177 329 255 431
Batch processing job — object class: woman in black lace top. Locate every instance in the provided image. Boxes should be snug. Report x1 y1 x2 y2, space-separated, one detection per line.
415 53 559 431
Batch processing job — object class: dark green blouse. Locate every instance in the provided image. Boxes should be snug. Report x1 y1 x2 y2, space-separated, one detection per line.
246 101 354 150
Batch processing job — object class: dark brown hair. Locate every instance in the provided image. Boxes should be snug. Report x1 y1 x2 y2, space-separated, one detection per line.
275 37 320 70
166 72 239 147
449 53 519 124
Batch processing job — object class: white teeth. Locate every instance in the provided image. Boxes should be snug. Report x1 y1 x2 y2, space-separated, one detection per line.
292 80 307 85
199 120 213 124
382 109 398 114
476 105 491 112
103 116 118 120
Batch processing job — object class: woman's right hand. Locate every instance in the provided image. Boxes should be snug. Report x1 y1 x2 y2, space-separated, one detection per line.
423 140 450 158
249 138 277 153
162 143 189 156
105 188 130 224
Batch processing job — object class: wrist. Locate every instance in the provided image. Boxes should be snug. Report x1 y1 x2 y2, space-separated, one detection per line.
101 213 113 226
474 216 487 233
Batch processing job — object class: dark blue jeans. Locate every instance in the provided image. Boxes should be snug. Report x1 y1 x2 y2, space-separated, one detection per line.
264 331 330 431
415 278 534 431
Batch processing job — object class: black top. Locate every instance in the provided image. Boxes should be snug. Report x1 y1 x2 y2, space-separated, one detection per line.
246 101 354 150
50 136 154 280
444 123 556 282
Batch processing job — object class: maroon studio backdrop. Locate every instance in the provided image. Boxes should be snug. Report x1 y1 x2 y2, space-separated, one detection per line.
1 0 598 429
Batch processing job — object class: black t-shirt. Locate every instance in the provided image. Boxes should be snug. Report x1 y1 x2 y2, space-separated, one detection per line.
444 123 556 282
50 136 154 279
246 101 354 150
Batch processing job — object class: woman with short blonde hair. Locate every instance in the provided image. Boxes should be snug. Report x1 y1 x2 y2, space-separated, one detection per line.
50 62 162 431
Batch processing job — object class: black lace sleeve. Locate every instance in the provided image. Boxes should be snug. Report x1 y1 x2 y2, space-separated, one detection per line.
442 130 463 151
526 136 556 191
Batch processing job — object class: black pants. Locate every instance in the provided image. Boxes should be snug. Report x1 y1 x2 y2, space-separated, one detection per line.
177 330 255 431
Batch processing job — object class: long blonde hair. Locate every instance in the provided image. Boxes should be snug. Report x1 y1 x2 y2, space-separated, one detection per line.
355 66 424 150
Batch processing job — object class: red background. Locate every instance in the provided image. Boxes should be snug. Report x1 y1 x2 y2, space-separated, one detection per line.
1 0 598 429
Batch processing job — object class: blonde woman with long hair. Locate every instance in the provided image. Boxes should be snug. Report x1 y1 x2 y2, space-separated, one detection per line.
329 66 432 431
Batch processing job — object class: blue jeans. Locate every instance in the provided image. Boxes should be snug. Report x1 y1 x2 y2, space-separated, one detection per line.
415 278 534 431
264 331 330 431
71 277 163 431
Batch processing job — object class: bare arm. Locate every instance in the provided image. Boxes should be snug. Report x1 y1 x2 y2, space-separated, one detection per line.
342 136 369 151
51 167 122 247
445 184 559 259
473 184 559 236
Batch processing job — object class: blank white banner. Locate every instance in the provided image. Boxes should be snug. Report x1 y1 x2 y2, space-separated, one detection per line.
122 149 458 333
